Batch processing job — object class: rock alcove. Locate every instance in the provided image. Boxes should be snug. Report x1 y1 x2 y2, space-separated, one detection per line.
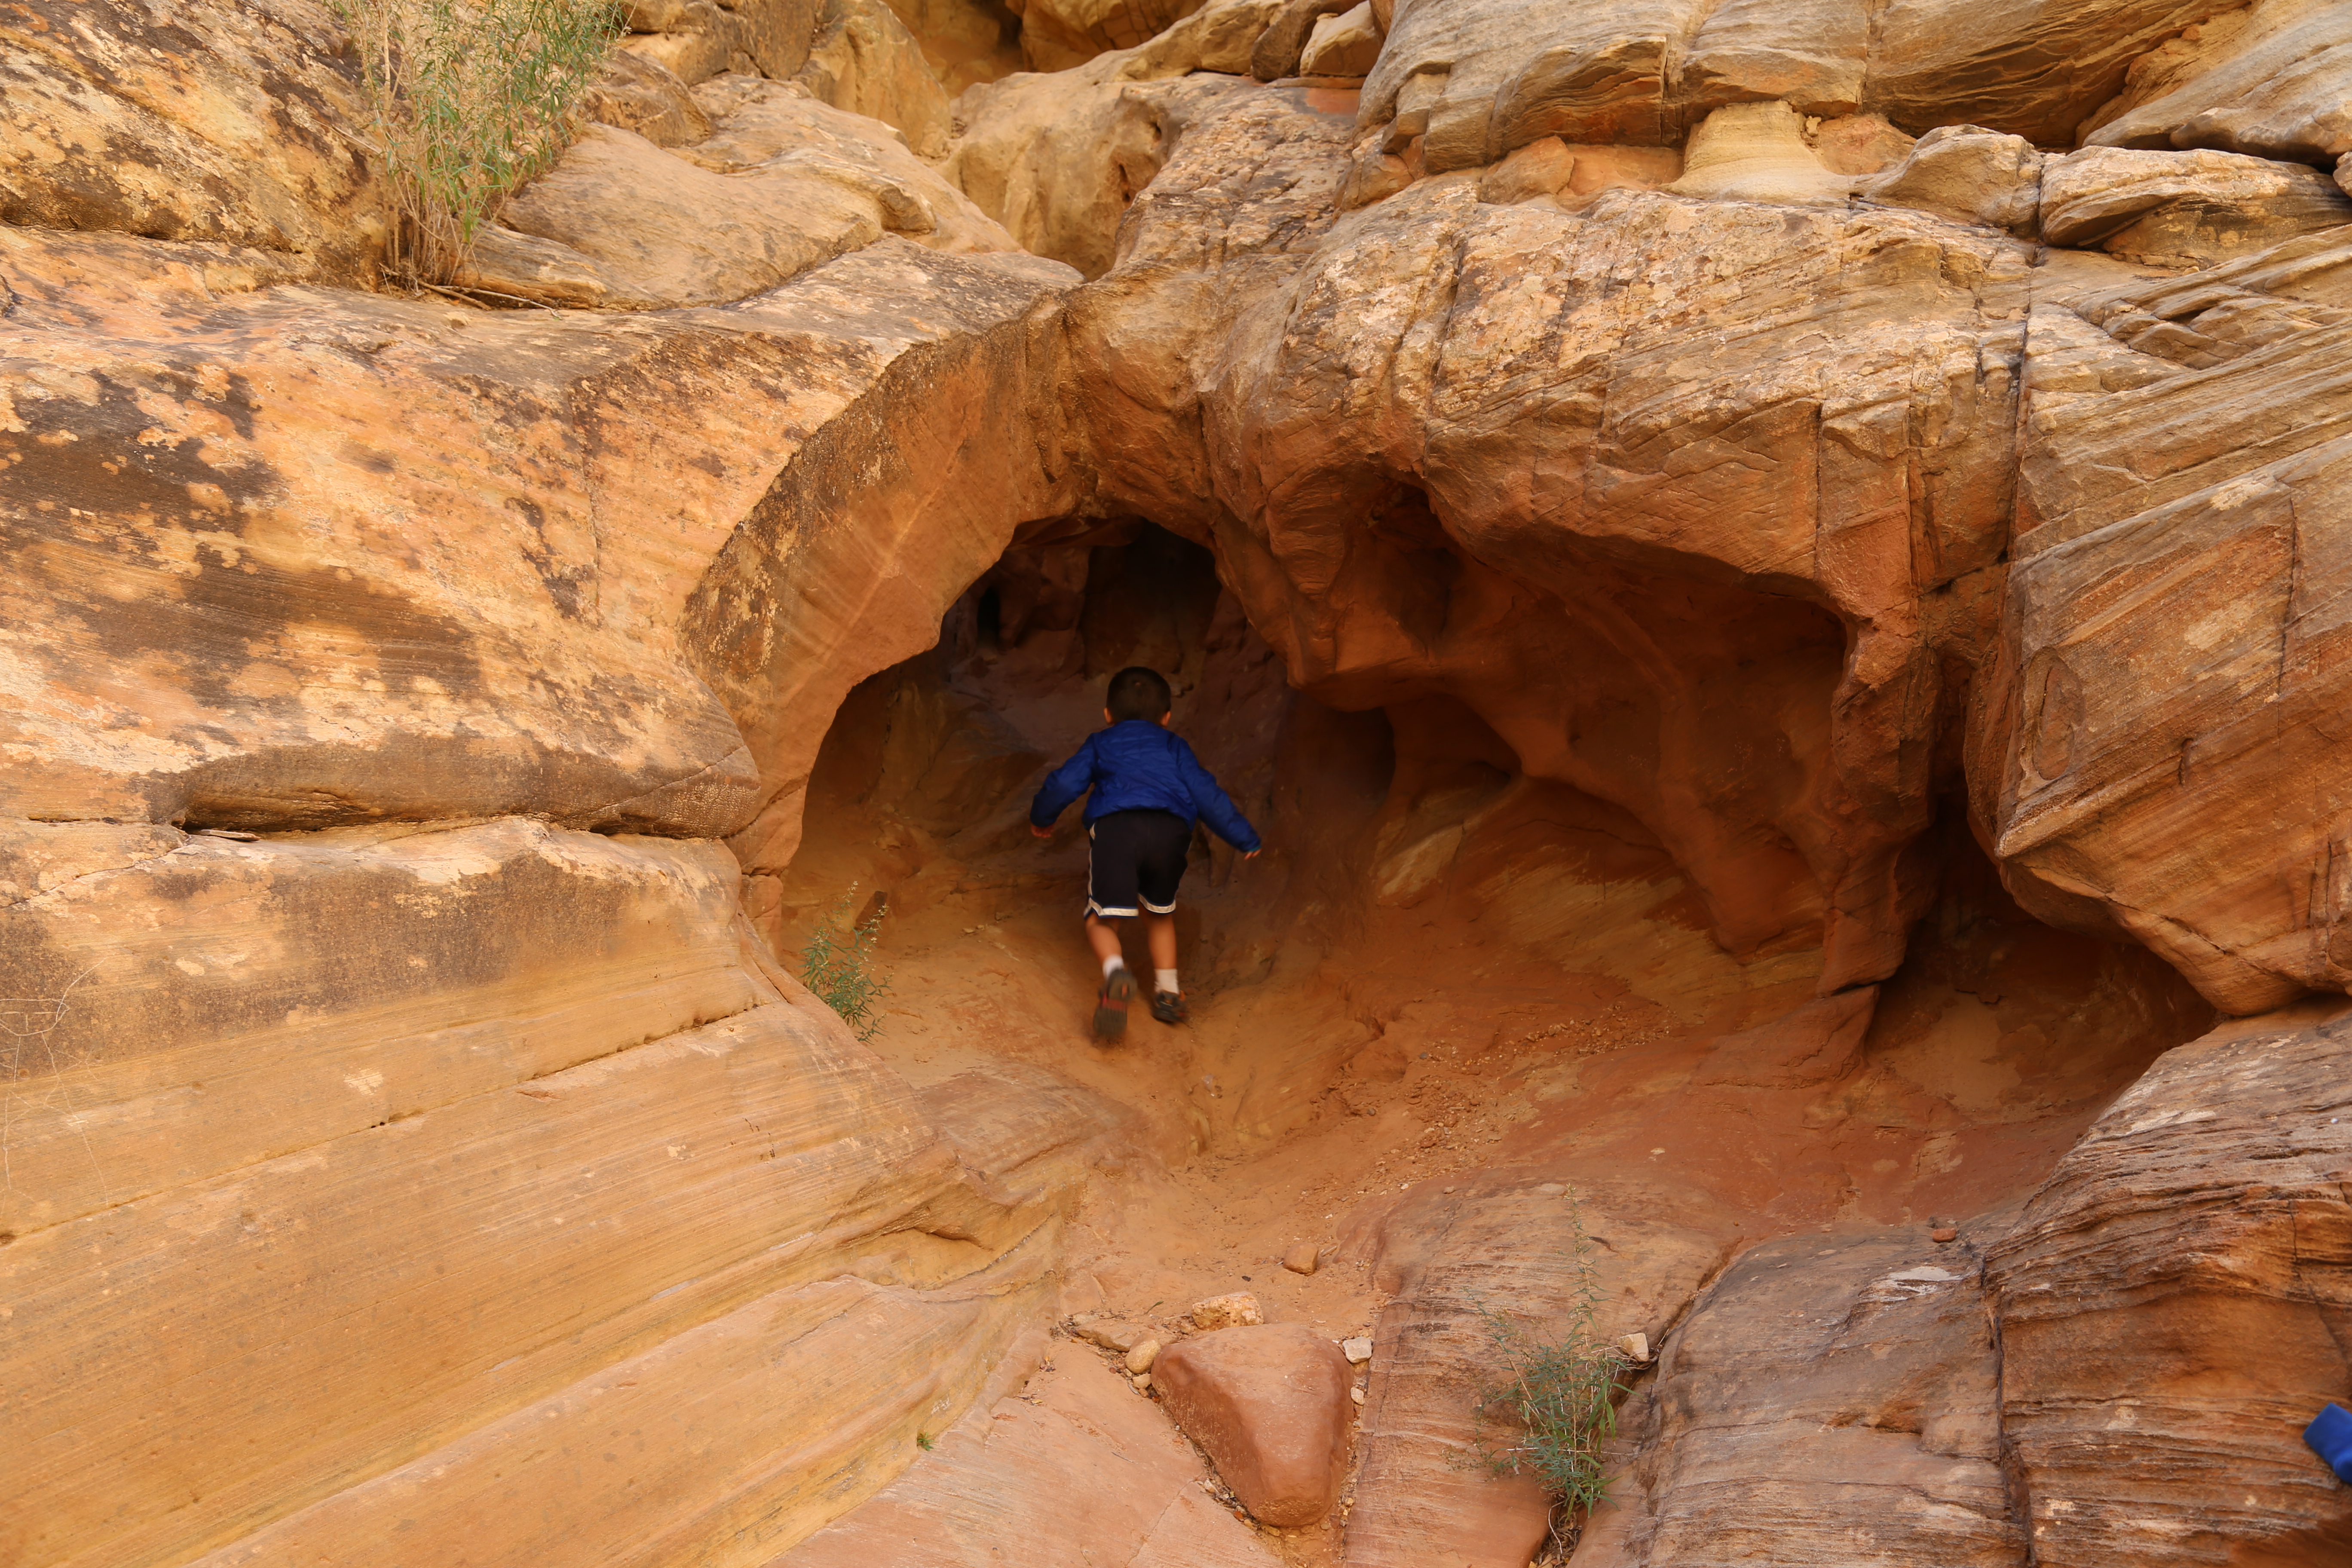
6 0 2352 1562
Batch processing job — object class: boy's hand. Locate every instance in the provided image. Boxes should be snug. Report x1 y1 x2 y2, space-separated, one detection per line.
1243 848 1261 859
1031 823 1053 839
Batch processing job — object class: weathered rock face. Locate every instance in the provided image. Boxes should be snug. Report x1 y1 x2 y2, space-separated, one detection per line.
1352 0 2226 175
1980 232 2352 1014
2039 144 2352 263
478 78 1021 308
1986 1001 2352 1566
0 0 386 276
1588 1226 2020 1567
619 0 821 85
2082 0 2352 166
1856 124 2043 234
796 0 958 155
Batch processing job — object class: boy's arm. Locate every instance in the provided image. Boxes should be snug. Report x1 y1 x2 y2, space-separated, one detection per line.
1029 738 1098 830
1175 739 1262 853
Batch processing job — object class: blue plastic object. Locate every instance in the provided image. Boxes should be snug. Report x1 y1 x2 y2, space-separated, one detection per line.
2306 1403 2352 1483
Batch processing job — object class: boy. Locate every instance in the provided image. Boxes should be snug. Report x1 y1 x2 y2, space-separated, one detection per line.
1029 665 1262 1038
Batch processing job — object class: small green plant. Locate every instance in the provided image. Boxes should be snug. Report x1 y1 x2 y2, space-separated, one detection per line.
801 887 892 1041
915 1430 934 1451
337 0 622 284
1470 1191 1633 1537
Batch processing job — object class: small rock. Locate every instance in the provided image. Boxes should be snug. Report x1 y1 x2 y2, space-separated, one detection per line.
1931 1227 1959 1243
1616 1332 1650 1363
1534 1182 1567 1197
1341 1336 1373 1365
1349 1384 1365 1404
1126 1338 1161 1373
1283 1243 1321 1276
1076 1318 1156 1354
1132 1372 1152 1391
1189 1292 1264 1330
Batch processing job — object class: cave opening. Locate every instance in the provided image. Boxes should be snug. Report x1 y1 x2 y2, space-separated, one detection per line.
768 517 2215 1222
753 504 2220 1559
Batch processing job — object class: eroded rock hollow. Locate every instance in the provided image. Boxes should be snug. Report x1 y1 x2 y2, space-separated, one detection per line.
5 0 2351 1562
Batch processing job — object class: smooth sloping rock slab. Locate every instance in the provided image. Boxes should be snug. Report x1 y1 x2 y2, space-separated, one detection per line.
778 1348 1283 1567
183 1240 1056 1568
1985 1002 2352 1565
0 817 767 1235
0 999 995 1568
1155 1322 1354 1525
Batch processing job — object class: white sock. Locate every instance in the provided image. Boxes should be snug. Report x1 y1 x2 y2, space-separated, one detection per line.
1155 968 1179 995
1102 955 1127 979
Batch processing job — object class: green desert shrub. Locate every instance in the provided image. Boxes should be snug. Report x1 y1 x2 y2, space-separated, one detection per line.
800 888 892 1041
337 0 621 284
1470 1192 1634 1537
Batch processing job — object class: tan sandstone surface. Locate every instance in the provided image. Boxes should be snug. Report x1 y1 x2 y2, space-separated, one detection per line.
7 0 2352 1562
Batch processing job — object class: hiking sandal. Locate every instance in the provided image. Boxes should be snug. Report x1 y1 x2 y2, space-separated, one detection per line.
1150 990 1188 1026
1094 967 1136 1040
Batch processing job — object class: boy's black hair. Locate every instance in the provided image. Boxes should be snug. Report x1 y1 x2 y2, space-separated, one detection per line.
1107 665 1173 723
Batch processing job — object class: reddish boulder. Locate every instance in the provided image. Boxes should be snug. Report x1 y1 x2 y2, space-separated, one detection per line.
1152 1323 1354 1527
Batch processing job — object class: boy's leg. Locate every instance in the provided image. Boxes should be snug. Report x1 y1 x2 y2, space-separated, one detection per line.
1085 912 1126 969
1084 817 1143 1039
1143 910 1186 1023
1142 912 1177 974
1087 913 1136 1038
1130 814 1191 1023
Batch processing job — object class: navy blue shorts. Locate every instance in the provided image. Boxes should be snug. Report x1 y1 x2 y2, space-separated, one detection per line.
1087 809 1192 918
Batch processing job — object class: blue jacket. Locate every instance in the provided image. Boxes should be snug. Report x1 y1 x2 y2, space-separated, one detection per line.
1031 721 1262 852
